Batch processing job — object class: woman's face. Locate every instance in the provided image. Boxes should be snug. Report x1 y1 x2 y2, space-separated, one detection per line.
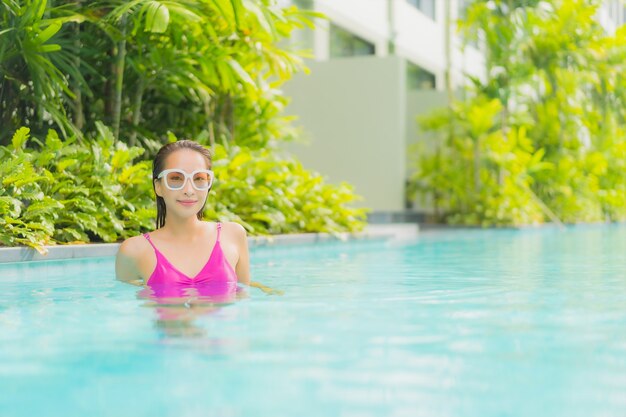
154 149 211 219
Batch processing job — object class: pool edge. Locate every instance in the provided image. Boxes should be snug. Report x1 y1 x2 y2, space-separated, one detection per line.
0 223 419 263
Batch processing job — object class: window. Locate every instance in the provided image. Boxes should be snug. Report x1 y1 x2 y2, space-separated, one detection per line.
329 24 376 58
407 62 436 90
292 0 313 9
406 0 436 20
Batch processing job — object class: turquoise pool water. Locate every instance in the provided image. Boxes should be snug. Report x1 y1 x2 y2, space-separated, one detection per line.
1 226 626 417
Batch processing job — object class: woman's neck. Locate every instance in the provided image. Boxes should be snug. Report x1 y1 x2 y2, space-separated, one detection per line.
160 215 206 240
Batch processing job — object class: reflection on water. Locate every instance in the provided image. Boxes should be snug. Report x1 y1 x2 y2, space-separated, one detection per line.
136 284 247 339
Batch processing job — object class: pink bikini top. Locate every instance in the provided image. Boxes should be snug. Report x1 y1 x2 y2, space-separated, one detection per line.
140 222 238 302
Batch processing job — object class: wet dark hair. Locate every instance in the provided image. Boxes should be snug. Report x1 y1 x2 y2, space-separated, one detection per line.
152 140 212 229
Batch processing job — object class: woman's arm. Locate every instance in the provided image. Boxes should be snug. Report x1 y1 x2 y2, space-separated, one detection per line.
233 222 250 285
232 222 283 296
115 238 145 287
249 281 284 296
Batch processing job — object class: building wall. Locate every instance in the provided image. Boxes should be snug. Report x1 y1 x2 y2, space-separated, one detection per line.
283 56 407 212
311 0 485 89
282 1 475 213
405 89 448 173
314 0 390 59
393 1 444 85
598 0 626 31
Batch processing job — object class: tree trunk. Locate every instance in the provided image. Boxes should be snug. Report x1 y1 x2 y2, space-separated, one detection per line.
219 94 233 147
204 97 216 147
72 19 85 130
474 136 481 195
129 77 145 146
112 15 127 141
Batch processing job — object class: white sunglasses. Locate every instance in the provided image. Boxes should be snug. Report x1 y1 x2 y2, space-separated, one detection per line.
157 169 214 191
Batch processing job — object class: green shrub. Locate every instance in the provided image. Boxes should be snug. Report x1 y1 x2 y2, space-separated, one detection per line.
410 0 626 226
0 126 153 253
207 144 367 235
0 127 367 252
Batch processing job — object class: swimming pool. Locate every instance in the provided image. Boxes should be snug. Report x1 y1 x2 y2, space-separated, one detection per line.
1 226 626 417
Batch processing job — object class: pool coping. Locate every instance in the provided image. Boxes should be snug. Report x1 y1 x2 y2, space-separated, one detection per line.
0 223 419 263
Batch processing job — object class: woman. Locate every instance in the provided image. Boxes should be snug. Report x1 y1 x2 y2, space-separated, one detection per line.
116 140 270 303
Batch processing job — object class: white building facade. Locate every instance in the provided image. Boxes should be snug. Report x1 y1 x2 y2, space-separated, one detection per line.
305 0 484 91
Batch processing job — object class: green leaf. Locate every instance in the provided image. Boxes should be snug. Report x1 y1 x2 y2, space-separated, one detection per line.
231 0 244 29
0 196 23 218
37 21 62 44
210 0 236 27
57 159 79 171
11 127 30 151
227 59 255 87
144 1 170 33
39 44 62 53
243 0 273 34
167 131 178 143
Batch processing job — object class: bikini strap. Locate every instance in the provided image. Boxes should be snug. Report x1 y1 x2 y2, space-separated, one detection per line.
216 222 222 241
143 233 158 251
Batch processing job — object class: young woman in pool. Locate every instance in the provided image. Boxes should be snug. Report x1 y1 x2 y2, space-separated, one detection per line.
115 140 274 300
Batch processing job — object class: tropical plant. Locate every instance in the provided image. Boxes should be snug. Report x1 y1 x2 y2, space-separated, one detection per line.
0 127 152 253
0 0 318 151
1 127 368 252
410 0 626 226
1 1 367 248
207 144 367 234
0 0 85 139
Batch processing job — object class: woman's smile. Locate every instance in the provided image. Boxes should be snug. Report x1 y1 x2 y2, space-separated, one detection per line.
177 199 198 206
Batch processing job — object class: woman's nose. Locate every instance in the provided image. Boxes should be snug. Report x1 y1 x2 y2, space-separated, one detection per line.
182 178 195 194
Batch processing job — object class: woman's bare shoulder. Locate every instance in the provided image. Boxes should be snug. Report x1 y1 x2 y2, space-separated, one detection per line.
117 234 151 260
221 221 247 238
219 222 248 249
116 234 152 284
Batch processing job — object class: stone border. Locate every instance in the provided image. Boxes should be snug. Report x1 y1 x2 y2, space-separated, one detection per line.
0 223 419 264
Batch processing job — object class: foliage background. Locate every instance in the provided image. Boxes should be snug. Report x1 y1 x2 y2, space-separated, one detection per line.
0 0 367 252
409 0 626 226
